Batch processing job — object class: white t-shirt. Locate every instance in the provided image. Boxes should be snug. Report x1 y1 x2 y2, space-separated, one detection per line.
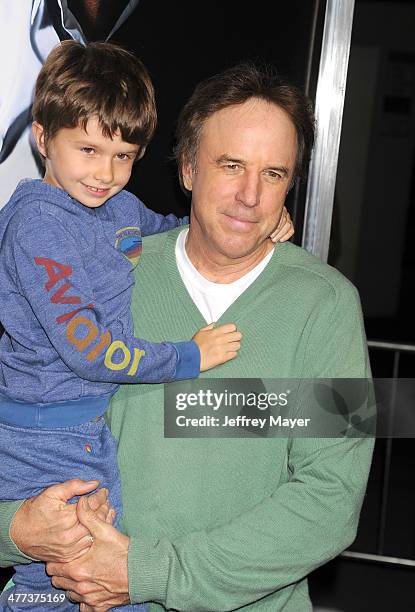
175 229 274 324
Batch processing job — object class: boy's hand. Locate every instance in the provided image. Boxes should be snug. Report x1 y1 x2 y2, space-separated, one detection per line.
270 206 294 243
193 323 242 371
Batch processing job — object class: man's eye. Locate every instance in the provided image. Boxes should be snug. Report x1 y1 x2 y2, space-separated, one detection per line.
81 147 95 155
266 170 282 180
224 163 240 172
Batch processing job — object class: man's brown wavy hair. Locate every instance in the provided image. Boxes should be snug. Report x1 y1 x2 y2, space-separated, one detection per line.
174 62 315 192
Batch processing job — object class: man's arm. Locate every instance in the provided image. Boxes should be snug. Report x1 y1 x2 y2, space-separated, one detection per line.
48 279 374 611
47 436 373 611
130 439 372 610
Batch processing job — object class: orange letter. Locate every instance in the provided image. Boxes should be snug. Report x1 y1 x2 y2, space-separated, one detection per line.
66 316 98 352
86 331 112 362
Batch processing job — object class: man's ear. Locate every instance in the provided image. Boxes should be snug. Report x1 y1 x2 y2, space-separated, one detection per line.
32 122 47 157
181 162 193 191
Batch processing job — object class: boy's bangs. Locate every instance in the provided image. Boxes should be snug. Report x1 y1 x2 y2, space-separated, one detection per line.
33 41 157 149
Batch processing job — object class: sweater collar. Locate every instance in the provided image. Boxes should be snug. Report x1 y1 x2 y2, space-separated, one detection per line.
163 228 286 329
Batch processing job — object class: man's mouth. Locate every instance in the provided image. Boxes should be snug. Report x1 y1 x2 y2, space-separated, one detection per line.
223 213 258 228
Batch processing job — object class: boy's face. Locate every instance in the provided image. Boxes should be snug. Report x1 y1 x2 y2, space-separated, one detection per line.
32 117 141 208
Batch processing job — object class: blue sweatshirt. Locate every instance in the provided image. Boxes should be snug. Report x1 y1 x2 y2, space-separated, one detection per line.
0 180 199 422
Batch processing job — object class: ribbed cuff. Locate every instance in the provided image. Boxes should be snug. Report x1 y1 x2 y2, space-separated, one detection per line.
171 341 200 380
128 535 170 604
0 500 34 567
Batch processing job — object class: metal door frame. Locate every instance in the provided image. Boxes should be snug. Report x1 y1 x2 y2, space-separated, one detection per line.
302 0 356 261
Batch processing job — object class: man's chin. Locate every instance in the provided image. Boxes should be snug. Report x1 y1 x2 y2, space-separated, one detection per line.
218 236 271 261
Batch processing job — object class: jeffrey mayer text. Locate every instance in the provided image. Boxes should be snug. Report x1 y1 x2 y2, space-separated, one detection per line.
176 415 311 429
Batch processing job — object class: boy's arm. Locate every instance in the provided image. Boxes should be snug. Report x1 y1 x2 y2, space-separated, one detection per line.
131 194 188 237
11 214 197 384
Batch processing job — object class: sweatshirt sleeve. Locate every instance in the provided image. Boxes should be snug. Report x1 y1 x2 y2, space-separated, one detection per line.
11 215 199 384
127 281 374 610
133 194 189 237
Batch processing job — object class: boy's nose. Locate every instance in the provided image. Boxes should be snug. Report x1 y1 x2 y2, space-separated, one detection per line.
93 159 114 184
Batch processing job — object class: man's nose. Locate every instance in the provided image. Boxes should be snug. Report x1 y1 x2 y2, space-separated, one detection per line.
235 172 261 207
93 158 114 184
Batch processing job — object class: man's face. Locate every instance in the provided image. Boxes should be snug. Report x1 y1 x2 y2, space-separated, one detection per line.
183 98 297 262
33 117 140 208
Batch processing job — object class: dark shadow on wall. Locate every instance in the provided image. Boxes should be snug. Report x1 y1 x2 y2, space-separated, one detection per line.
110 0 320 218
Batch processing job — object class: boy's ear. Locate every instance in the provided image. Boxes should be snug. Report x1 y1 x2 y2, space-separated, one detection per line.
32 122 47 157
181 162 193 191
136 146 146 161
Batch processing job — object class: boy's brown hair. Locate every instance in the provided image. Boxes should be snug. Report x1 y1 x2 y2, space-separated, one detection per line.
33 40 156 152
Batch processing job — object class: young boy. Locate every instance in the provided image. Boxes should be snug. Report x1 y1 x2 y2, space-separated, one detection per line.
0 42 293 610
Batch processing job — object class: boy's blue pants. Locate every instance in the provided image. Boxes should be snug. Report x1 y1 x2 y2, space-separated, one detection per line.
0 418 147 612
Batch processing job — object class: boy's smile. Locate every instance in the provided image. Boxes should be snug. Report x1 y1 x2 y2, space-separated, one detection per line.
32 117 140 208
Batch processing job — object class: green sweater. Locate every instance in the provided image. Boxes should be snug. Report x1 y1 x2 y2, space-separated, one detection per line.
0 229 373 611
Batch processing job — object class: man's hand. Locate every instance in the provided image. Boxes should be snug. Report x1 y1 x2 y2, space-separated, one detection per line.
47 494 130 611
10 479 112 563
193 323 242 371
269 206 294 243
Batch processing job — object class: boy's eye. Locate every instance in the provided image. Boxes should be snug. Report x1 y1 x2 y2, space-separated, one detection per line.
81 147 95 155
116 153 131 161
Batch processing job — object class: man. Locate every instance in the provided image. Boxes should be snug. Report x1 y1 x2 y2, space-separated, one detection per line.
0 63 373 611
